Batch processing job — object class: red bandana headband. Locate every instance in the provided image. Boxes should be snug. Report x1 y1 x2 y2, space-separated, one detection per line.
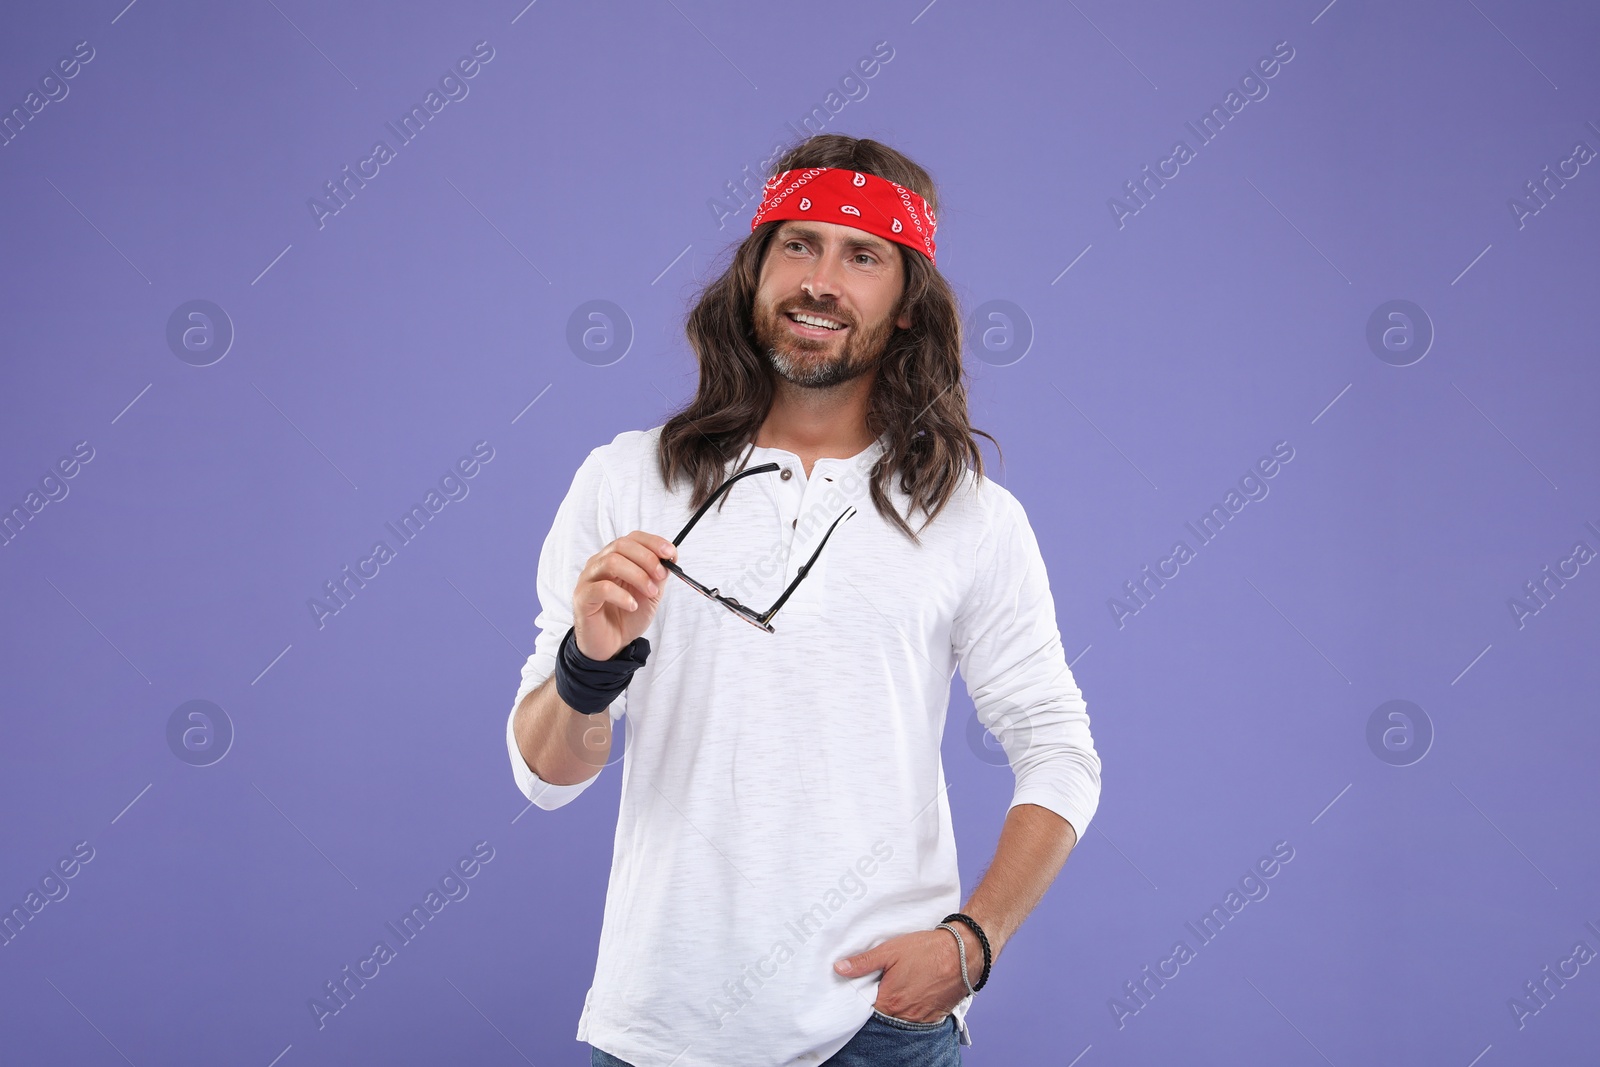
750 167 939 266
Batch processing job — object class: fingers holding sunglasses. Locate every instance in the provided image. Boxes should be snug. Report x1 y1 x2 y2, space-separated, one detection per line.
597 535 676 602
612 531 676 585
572 532 676 660
597 559 658 605
572 579 647 661
595 530 672 592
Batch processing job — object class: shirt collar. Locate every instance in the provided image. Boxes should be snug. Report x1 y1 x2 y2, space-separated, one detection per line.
747 431 889 470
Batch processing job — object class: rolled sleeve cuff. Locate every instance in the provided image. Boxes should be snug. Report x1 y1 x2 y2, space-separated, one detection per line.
1008 770 1099 847
505 680 601 811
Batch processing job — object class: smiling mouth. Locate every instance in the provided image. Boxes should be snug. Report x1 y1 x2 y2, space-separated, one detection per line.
786 310 848 334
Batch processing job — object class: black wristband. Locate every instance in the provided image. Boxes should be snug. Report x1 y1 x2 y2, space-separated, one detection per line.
554 626 650 715
942 912 992 992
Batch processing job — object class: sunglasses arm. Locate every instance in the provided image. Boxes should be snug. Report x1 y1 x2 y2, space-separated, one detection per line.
758 505 857 625
667 461 783 549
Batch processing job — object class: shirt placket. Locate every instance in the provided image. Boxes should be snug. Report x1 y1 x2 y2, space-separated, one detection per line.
762 457 832 615
794 461 854 616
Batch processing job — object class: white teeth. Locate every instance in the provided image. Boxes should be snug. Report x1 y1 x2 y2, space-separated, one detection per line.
791 312 843 330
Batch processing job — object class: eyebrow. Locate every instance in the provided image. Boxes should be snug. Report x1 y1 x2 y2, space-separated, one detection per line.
779 224 895 257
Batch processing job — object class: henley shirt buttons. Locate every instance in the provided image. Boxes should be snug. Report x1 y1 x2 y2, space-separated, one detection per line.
780 468 792 480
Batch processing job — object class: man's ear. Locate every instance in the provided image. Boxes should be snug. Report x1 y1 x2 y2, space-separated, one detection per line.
896 311 912 330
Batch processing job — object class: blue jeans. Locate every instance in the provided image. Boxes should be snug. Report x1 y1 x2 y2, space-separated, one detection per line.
590 1010 960 1066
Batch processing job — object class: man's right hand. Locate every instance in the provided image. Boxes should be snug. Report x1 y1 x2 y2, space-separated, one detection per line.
572 531 677 661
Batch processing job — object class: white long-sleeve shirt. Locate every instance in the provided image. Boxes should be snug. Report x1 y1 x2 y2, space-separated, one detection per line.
506 425 1101 1066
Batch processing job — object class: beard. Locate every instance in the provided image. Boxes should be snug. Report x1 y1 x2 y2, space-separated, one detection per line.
752 294 897 389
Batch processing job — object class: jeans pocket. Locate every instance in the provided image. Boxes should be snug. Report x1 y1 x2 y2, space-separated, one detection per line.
871 1007 951 1032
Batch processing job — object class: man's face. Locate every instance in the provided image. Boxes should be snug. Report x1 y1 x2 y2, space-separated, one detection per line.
752 221 913 389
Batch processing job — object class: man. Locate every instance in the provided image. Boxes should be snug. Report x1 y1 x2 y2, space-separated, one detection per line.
507 134 1101 1067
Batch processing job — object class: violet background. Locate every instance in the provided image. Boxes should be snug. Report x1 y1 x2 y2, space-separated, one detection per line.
2 1 1597 1064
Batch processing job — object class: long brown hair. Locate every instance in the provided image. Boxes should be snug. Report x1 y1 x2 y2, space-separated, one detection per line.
657 133 999 544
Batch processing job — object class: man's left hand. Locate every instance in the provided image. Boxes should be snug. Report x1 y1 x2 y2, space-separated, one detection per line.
834 928 968 1023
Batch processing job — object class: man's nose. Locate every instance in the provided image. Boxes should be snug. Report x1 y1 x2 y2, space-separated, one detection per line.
801 260 843 302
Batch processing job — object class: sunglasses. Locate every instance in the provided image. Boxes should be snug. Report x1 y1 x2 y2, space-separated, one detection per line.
659 461 856 633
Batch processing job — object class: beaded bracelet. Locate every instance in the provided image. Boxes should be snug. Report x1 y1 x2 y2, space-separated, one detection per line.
941 912 992 992
936 922 976 996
